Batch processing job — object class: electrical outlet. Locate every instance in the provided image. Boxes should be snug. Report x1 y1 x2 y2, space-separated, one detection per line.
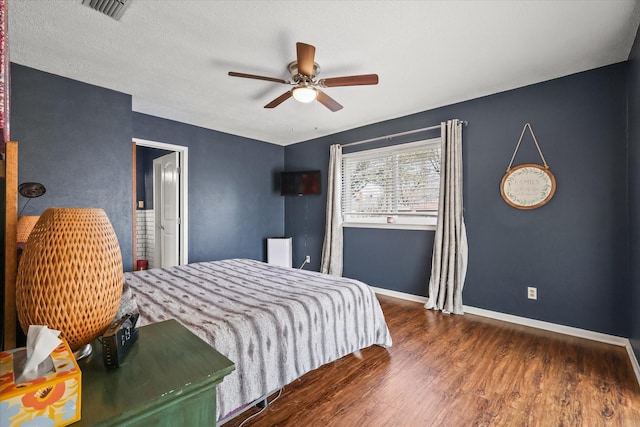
527 287 537 300
305 255 311 263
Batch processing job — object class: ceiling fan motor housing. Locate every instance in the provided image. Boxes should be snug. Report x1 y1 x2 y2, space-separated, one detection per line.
288 61 321 82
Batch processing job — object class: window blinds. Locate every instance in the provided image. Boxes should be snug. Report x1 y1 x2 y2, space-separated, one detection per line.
341 139 441 220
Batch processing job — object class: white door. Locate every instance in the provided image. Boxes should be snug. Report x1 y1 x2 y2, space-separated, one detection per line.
153 152 180 268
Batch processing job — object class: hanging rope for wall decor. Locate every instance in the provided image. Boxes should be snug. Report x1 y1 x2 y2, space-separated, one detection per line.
506 123 548 172
500 123 556 210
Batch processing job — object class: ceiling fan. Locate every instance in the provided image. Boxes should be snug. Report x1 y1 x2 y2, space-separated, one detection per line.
228 42 379 112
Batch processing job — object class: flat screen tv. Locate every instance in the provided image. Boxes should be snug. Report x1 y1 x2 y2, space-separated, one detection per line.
280 170 321 196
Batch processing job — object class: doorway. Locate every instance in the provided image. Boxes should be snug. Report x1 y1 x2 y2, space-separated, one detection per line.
133 138 189 269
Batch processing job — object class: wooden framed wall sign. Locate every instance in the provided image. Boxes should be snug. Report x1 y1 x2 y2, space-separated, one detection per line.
501 123 556 210
500 163 556 209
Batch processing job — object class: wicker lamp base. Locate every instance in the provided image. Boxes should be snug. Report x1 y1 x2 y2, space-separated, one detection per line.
16 208 124 351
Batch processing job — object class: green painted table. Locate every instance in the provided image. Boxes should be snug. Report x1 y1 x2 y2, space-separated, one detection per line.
73 319 235 426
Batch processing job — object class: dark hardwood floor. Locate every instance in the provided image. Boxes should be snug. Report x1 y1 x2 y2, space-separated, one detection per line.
223 294 640 426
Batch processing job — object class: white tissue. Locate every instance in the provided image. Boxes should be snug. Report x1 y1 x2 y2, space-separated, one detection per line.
23 325 62 373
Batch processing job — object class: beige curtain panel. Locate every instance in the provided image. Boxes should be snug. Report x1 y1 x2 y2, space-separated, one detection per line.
425 119 468 314
320 144 344 276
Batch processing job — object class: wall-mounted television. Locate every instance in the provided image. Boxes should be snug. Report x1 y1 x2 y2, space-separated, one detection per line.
280 170 321 196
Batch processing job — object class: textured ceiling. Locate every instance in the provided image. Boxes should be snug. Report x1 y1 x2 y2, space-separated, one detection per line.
8 1 640 146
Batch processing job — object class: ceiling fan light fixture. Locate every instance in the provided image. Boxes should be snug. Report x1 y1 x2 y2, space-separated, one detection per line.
292 86 317 103
228 42 378 111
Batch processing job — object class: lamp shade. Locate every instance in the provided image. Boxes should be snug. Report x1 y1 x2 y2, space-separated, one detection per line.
292 86 317 103
16 208 123 350
16 215 39 243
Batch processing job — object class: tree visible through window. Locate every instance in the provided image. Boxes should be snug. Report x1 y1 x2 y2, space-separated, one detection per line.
342 138 441 228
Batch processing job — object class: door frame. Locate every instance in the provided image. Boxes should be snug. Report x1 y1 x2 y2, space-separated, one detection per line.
133 138 189 266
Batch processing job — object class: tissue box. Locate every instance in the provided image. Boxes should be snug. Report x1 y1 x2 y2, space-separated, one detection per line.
0 340 81 427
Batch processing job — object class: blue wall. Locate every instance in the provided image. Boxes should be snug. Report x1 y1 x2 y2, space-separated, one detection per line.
11 64 134 269
629 26 640 360
133 113 285 264
285 63 630 337
11 64 285 271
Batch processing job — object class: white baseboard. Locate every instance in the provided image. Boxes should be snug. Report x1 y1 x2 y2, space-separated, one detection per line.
462 305 628 346
372 286 640 387
626 342 640 387
372 287 429 304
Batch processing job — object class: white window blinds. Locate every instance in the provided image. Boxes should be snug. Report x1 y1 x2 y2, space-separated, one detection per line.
341 138 441 228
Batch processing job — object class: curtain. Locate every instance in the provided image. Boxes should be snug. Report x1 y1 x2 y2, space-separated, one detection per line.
425 119 468 314
320 144 343 276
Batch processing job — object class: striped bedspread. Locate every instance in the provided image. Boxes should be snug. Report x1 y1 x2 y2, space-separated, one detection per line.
123 258 392 421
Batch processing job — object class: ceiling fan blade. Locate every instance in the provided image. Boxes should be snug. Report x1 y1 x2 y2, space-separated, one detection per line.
228 71 290 85
316 90 343 112
321 74 379 87
296 42 316 77
264 91 293 109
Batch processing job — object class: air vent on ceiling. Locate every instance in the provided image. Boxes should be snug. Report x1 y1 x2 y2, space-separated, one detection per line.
81 0 132 21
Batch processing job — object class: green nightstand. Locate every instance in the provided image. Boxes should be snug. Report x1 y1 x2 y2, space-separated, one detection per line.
74 319 235 426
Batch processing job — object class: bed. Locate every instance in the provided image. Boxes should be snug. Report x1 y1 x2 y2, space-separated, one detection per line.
122 258 392 422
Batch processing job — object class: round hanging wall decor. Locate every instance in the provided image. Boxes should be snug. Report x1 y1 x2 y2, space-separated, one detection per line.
500 163 556 209
501 123 556 210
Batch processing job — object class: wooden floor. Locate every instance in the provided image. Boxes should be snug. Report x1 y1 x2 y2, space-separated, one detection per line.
223 295 640 426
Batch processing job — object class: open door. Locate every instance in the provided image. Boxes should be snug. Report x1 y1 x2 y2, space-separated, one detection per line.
154 152 180 268
133 138 188 269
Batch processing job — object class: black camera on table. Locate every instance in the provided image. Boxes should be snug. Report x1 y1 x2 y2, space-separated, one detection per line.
102 313 139 368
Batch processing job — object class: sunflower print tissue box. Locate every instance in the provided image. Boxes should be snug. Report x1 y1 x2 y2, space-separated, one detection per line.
0 340 81 427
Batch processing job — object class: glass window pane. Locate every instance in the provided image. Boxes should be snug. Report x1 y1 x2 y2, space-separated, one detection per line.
342 138 441 227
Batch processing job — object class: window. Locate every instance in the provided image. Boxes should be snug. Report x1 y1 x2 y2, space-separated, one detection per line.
341 138 441 229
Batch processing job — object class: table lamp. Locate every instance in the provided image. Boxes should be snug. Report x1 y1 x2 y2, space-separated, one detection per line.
16 208 123 358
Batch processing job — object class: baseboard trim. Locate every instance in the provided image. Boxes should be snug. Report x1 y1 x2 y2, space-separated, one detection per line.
372 286 640 387
625 342 640 387
372 287 429 304
462 305 628 347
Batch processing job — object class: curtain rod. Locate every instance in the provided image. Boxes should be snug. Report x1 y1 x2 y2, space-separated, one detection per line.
341 120 468 148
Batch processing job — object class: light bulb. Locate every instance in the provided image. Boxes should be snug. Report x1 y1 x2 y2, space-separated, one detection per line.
292 86 317 103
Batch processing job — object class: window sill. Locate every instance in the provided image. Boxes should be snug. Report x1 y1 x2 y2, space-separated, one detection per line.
343 222 436 231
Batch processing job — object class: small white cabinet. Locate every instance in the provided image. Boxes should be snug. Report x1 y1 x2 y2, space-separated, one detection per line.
267 237 292 268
